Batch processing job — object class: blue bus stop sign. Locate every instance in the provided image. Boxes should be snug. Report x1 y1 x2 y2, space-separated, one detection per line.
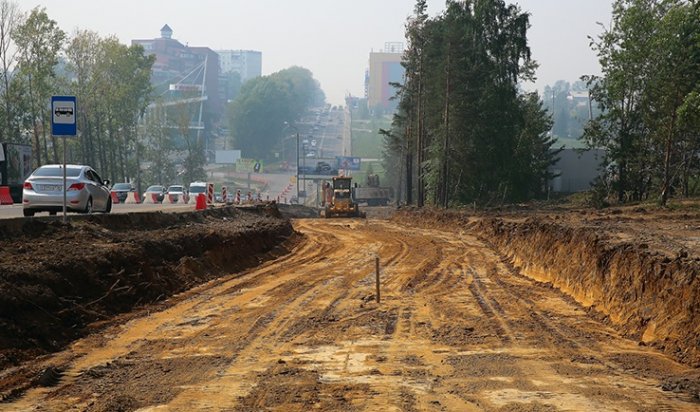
51 96 77 136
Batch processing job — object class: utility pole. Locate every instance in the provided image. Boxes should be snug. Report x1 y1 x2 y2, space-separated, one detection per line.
296 130 300 200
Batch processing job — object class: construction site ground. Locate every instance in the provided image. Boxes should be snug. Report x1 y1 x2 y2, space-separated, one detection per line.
0 203 699 411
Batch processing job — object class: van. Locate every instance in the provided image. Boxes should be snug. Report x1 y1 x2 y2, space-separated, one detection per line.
188 182 207 197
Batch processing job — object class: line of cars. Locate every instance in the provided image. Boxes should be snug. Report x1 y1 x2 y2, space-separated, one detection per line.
110 183 192 204
21 163 202 217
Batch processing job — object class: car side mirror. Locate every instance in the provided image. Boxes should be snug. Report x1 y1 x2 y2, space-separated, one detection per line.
104 179 110 186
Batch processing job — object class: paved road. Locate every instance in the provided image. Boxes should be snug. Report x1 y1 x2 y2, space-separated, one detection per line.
0 202 198 220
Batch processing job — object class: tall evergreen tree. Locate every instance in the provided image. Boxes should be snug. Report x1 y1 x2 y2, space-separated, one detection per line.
386 0 554 206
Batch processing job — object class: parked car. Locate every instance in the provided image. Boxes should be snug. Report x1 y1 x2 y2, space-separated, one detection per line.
166 185 186 202
22 164 111 217
143 185 166 203
111 182 136 203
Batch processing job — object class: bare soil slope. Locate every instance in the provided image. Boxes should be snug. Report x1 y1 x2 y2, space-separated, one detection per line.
0 205 293 372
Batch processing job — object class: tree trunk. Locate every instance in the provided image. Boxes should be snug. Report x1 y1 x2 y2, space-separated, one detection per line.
416 58 425 208
660 106 678 206
442 48 451 209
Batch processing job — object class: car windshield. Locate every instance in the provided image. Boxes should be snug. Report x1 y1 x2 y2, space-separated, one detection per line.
112 183 132 190
189 186 206 194
33 166 81 177
146 185 164 192
168 186 183 192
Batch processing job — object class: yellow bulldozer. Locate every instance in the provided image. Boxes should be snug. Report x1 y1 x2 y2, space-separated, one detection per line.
320 176 365 218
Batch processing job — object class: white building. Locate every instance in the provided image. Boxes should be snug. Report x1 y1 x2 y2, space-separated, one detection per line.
216 50 262 83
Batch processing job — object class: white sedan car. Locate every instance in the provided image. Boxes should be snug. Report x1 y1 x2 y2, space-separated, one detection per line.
22 164 112 217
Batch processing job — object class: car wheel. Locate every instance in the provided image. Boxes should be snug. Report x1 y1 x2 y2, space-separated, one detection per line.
104 197 112 213
84 197 93 214
23 209 35 217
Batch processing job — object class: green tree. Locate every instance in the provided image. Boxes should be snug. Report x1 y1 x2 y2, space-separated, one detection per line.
585 0 700 204
0 0 22 144
14 6 65 165
227 66 324 160
142 101 176 186
386 0 552 206
172 97 206 185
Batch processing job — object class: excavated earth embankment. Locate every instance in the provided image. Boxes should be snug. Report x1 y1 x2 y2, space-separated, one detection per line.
394 207 700 368
0 205 294 371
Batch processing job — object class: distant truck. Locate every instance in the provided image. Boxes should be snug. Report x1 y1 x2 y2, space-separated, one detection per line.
352 174 393 206
0 143 33 203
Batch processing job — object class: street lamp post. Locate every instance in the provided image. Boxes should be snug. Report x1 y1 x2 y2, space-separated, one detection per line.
284 121 300 203
296 130 300 201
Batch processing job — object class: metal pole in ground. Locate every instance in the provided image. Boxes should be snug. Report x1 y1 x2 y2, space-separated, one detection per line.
375 256 381 304
62 137 67 224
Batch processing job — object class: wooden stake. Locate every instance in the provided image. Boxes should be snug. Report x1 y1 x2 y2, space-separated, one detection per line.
375 256 381 304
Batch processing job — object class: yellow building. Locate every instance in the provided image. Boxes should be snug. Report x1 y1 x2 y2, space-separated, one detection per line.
367 43 404 111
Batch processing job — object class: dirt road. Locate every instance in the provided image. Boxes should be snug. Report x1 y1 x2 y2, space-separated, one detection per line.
5 218 697 411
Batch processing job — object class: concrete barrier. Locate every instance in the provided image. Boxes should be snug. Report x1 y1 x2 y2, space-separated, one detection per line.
143 193 160 204
125 191 141 204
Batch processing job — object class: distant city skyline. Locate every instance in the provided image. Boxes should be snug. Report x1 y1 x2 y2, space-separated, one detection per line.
27 0 612 105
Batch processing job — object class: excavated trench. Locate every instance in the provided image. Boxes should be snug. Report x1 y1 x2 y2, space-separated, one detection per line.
394 207 700 368
1 205 699 409
0 205 295 371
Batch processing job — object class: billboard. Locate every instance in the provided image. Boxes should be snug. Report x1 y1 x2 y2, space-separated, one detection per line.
299 160 338 176
336 156 361 171
215 150 241 164
236 158 263 173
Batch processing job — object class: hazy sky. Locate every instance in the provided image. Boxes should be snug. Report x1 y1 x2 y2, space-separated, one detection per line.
28 0 612 105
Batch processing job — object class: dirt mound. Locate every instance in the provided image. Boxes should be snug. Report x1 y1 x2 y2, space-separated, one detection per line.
277 204 320 219
0 205 294 369
393 207 700 367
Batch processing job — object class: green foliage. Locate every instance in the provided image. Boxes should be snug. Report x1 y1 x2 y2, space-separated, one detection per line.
386 0 556 206
585 0 700 205
63 32 154 186
227 66 324 160
142 102 176 186
13 6 65 165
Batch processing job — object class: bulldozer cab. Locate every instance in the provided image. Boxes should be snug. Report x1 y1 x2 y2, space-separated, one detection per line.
332 177 352 194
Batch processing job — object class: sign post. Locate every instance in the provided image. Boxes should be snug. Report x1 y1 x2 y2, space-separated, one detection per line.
51 96 77 223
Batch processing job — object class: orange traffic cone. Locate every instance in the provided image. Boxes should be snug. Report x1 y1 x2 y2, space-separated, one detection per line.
195 193 207 210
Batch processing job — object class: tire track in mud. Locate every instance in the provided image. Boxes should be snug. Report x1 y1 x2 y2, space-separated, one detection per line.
5 218 698 411
465 270 514 345
161 221 391 409
467 237 695 407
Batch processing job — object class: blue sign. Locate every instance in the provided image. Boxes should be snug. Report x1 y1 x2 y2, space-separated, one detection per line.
336 156 362 171
51 96 77 136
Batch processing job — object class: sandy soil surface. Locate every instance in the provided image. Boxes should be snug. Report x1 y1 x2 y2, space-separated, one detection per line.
1 216 697 411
